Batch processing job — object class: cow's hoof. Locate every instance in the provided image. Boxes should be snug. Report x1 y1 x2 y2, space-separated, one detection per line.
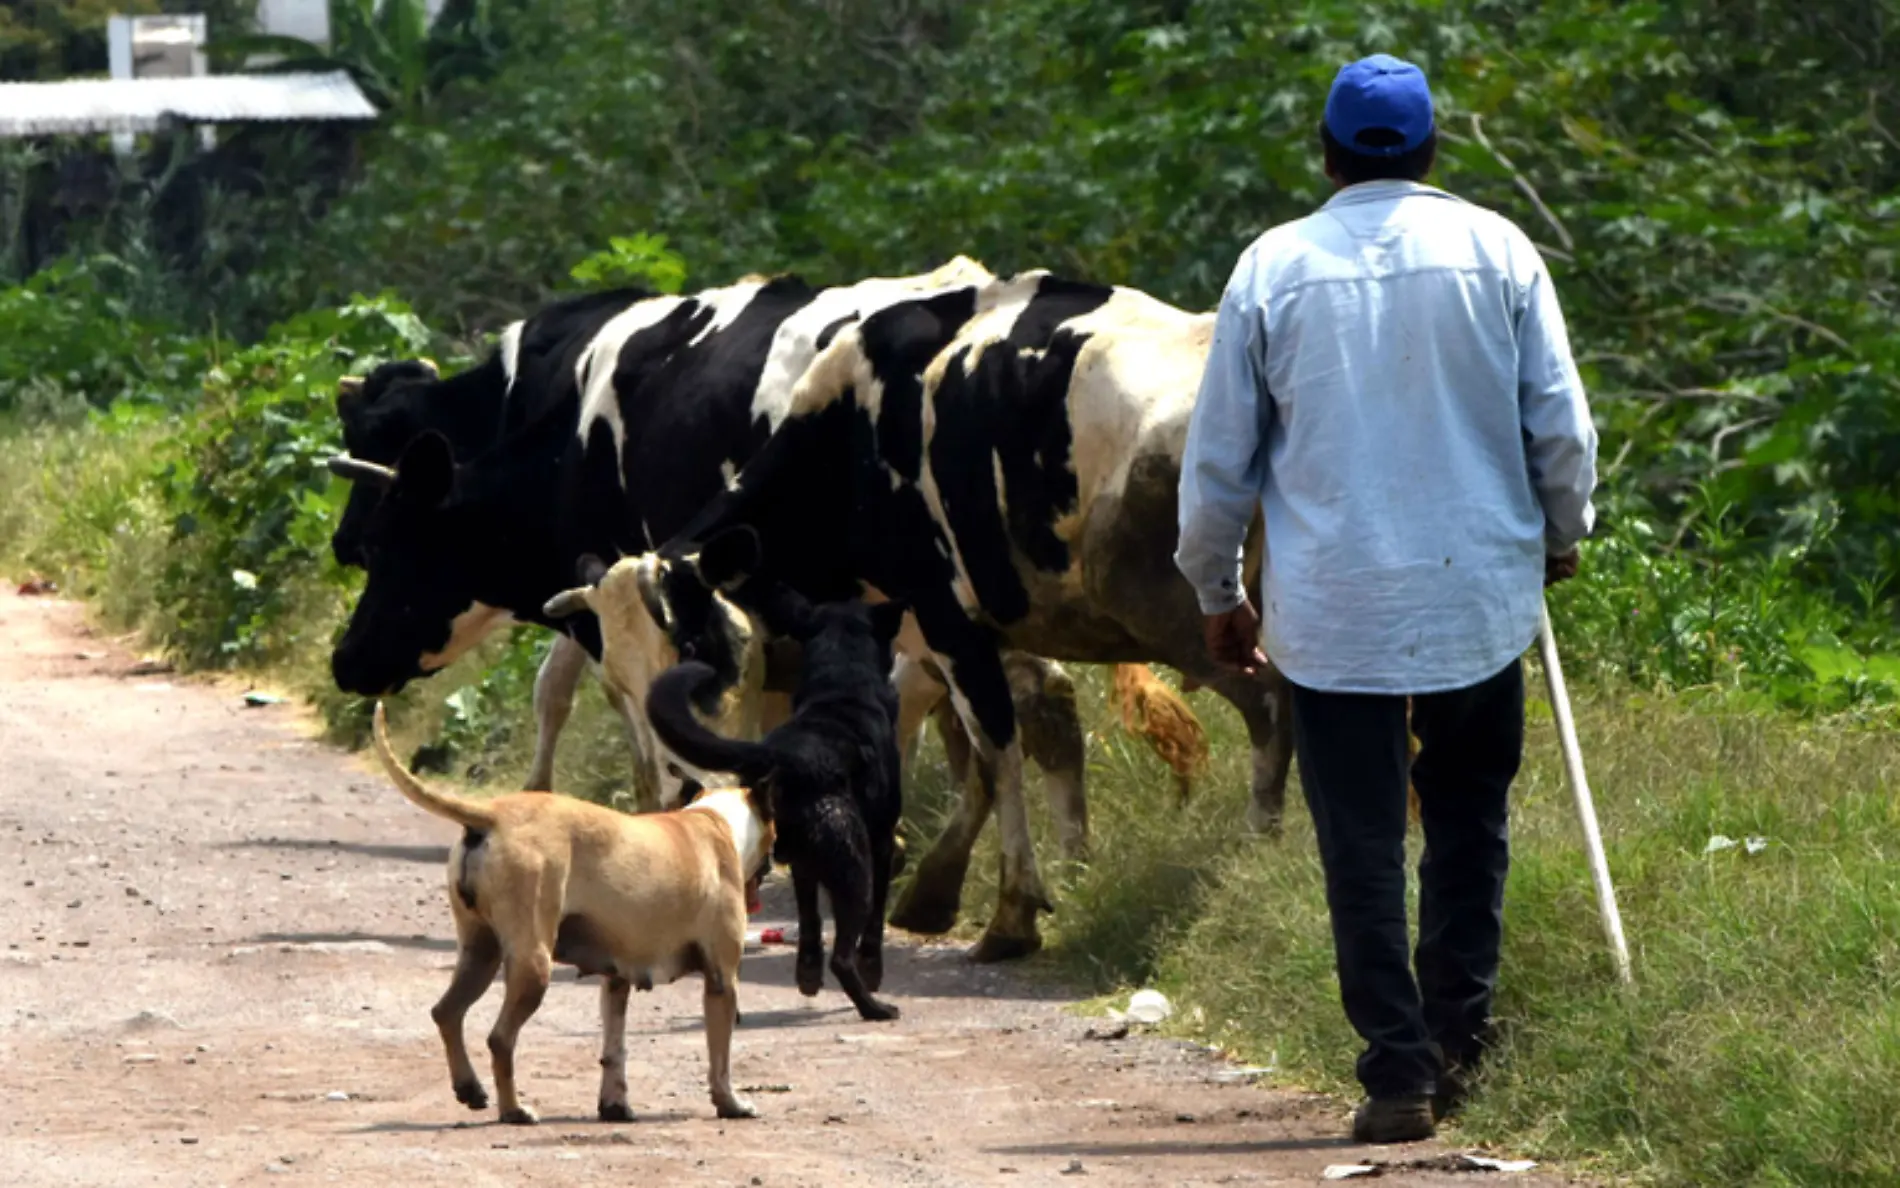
858 952 885 992
453 1079 489 1111
598 1100 636 1123
968 929 1042 964
716 1096 761 1120
889 886 960 936
498 1105 539 1126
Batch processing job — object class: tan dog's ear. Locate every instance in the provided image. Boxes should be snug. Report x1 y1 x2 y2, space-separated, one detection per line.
542 587 593 619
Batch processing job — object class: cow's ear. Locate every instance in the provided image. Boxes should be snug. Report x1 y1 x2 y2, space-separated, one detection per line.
394 430 455 506
868 599 909 646
694 525 762 591
575 553 609 587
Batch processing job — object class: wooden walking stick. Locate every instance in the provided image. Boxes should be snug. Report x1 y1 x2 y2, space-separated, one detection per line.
1538 598 1634 987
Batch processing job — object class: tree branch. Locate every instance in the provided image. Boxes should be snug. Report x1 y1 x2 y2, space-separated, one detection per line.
1469 113 1575 254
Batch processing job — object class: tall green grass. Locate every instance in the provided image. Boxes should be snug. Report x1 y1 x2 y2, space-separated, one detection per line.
907 666 1900 1187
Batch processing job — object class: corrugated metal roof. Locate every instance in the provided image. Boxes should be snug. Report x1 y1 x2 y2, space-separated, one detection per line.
0 72 379 138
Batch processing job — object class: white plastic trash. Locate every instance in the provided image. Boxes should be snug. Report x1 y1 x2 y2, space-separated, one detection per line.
1125 989 1172 1024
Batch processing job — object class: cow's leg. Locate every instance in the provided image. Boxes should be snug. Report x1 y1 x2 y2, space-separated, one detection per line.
1006 653 1088 861
524 633 589 791
887 739 993 936
1208 667 1296 838
971 734 1051 963
887 600 1050 960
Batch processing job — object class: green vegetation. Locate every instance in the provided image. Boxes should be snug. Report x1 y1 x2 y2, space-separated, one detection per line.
2 1 1898 1183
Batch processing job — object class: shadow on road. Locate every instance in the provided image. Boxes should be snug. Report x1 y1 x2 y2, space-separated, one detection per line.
988 1136 1358 1158
251 930 457 952
217 837 451 864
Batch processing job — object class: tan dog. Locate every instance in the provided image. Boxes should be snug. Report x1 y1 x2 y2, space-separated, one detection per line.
369 702 774 1125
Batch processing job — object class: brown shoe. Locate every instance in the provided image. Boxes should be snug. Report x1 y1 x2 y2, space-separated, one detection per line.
1352 1094 1436 1143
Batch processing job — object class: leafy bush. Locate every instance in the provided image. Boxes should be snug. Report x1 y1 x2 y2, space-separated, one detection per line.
150 295 434 667
0 256 209 414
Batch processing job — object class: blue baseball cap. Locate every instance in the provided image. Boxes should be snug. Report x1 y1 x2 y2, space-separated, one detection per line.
1323 53 1435 157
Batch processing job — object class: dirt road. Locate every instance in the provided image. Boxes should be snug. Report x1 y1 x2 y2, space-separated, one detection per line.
0 587 1569 1187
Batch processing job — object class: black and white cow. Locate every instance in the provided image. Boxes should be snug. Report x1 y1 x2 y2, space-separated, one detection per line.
325 259 1095 818
638 271 1295 962
329 287 660 792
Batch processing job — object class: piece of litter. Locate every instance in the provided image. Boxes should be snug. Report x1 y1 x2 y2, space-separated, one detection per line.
1083 1023 1129 1042
17 576 57 596
758 927 791 945
123 1053 160 1065
1744 836 1769 855
1458 1154 1538 1173
1322 1166 1379 1181
1060 1159 1087 1176
125 658 174 676
323 1091 350 1102
1211 1065 1275 1083
738 1083 793 1094
1704 834 1738 854
244 692 285 707
1125 988 1172 1024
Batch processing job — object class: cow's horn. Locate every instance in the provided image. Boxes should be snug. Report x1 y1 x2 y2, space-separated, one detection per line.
542 588 592 620
337 375 366 399
418 357 439 378
326 455 398 488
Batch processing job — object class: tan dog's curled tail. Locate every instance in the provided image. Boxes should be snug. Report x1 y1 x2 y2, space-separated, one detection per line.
1110 664 1211 804
371 701 497 831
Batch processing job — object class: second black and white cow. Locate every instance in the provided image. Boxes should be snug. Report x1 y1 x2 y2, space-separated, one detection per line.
641 271 1295 962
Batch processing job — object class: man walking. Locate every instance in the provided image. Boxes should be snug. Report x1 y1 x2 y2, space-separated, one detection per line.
1173 53 1598 1143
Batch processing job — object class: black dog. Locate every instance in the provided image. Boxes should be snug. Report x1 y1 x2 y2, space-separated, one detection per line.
646 590 906 1021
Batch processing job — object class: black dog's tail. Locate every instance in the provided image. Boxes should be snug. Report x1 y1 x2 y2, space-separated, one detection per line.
645 660 773 781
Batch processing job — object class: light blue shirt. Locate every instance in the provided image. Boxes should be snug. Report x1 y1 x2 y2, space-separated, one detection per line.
1175 179 1599 695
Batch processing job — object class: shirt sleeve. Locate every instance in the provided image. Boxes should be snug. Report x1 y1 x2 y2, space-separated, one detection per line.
1175 251 1271 615
1516 253 1600 554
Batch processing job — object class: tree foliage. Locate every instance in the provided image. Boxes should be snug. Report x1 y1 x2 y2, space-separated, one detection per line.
253 0 1897 593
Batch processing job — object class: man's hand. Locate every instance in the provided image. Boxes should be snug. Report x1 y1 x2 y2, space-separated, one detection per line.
1545 549 1580 588
1203 598 1269 676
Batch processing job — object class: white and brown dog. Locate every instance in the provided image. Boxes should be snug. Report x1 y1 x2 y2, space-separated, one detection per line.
369 701 774 1124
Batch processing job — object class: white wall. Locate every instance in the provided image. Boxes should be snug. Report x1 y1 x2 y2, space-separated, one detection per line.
255 0 450 46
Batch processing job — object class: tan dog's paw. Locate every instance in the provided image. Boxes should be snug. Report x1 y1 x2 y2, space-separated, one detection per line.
498 1105 540 1126
598 1100 636 1123
715 1096 761 1120
453 1079 489 1111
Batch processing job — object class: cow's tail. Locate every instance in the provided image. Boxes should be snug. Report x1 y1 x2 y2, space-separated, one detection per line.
1110 664 1210 804
371 701 498 831
646 660 774 781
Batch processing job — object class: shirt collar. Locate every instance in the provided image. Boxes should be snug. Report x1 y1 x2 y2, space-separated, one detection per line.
1319 179 1464 211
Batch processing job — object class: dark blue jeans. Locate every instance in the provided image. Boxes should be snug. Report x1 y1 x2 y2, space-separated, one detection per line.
1289 658 1522 1099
